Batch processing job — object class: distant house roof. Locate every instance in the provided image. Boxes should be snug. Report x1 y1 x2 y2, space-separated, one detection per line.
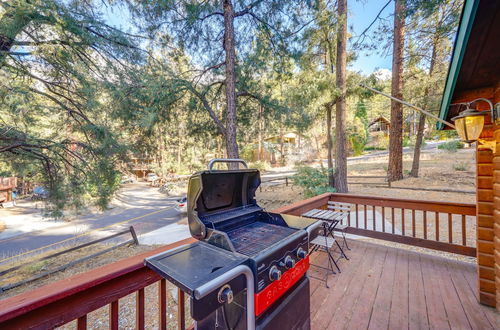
437 0 500 129
264 132 300 142
368 116 390 128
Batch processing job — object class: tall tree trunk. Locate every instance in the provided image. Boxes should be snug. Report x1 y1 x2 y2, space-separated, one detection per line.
410 113 426 176
223 0 239 162
177 122 183 172
334 0 348 193
410 37 438 177
258 104 263 160
326 104 334 187
388 0 406 182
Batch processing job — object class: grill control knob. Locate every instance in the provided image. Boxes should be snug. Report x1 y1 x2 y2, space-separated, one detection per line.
284 255 295 269
297 247 307 260
269 266 282 281
218 284 233 304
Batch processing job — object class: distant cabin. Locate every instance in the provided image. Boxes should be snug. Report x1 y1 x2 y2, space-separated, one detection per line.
0 177 17 204
368 116 390 134
264 132 300 146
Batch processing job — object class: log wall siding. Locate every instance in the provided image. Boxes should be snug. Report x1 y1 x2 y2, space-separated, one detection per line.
495 81 500 313
477 146 496 307
495 125 500 312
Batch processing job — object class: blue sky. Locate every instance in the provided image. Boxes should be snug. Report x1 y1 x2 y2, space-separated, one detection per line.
103 1 394 75
349 0 393 74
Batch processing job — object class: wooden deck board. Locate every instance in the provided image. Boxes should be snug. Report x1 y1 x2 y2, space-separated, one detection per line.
309 239 500 329
343 246 387 329
444 259 494 329
324 245 383 328
311 242 371 328
366 242 398 330
428 255 470 329
408 251 429 330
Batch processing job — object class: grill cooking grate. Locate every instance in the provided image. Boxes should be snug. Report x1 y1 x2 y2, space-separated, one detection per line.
228 222 296 256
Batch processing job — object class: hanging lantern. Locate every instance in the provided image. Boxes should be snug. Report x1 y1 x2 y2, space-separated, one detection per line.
451 107 488 143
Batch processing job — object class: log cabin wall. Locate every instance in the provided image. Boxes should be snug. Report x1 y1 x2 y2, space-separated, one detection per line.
452 83 499 308
495 81 500 312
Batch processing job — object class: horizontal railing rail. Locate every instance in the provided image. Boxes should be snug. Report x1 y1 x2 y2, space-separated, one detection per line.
276 193 477 257
0 237 196 329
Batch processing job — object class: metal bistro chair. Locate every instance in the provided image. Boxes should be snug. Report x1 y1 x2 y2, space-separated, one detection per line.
326 201 352 251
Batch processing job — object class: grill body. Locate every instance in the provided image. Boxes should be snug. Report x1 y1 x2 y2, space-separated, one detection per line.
186 163 319 329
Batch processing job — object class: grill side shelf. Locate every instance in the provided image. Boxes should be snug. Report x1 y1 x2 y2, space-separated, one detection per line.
144 242 249 295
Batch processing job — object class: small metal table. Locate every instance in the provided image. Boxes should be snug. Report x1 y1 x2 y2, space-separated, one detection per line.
302 207 350 287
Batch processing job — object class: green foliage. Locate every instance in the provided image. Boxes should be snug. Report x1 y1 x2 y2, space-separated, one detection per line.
349 134 366 156
377 136 390 150
241 145 256 162
248 160 270 172
348 101 369 156
453 161 469 171
436 130 459 140
438 140 464 152
403 136 411 147
292 167 335 197
364 146 386 151
0 0 143 216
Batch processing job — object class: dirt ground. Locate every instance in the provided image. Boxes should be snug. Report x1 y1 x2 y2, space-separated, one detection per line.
257 147 475 208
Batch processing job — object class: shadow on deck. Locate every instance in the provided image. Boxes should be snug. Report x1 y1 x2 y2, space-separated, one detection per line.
308 239 499 329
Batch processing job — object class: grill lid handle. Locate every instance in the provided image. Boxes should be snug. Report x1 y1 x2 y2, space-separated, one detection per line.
208 158 249 171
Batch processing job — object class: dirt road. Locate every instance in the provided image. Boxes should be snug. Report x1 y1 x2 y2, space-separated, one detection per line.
0 183 182 266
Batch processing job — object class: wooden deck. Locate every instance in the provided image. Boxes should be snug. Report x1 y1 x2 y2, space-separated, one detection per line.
309 239 500 329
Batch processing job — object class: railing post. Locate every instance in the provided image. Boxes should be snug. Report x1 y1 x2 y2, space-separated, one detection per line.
391 208 395 234
402 208 405 236
382 207 385 232
435 212 439 242
372 206 376 231
110 301 119 330
461 215 466 246
423 211 428 239
177 288 185 330
448 213 453 243
412 210 416 237
136 288 145 330
130 226 139 245
159 279 167 330
77 315 87 330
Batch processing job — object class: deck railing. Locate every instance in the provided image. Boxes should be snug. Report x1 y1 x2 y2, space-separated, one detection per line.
0 193 477 328
0 237 196 329
275 193 477 257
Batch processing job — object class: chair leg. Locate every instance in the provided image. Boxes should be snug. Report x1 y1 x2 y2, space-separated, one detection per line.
335 239 349 260
342 231 351 250
328 251 341 273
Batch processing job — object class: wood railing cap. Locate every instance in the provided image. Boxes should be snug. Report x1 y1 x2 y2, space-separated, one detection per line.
272 192 333 214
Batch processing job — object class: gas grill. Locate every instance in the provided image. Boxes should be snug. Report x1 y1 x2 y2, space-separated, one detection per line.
146 159 322 329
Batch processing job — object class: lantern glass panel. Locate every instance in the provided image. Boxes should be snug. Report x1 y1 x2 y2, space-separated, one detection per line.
455 115 484 142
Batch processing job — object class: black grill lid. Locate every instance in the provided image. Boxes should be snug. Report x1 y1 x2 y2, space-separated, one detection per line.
187 159 262 239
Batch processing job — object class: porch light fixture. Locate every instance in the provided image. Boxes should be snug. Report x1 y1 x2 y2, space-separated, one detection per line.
451 98 499 144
